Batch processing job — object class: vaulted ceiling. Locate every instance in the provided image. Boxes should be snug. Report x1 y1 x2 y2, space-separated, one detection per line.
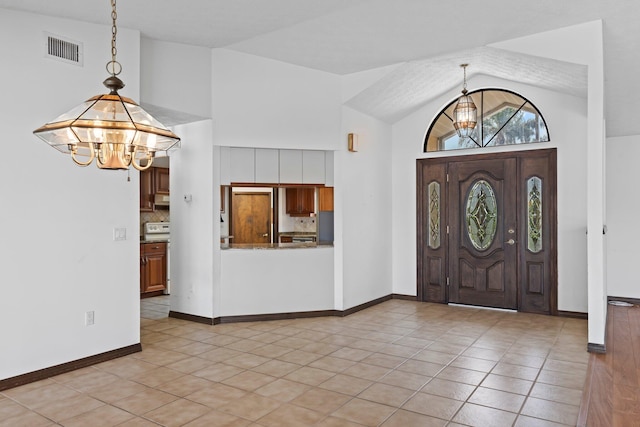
0 0 637 136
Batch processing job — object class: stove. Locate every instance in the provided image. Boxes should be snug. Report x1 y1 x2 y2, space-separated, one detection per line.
143 222 170 242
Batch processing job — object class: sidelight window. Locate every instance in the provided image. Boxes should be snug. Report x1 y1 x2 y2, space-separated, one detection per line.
427 181 440 249
527 176 543 253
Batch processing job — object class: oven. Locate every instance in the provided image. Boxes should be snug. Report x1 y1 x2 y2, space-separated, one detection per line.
143 222 170 294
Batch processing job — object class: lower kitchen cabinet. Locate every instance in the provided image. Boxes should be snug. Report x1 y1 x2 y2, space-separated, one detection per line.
140 242 167 297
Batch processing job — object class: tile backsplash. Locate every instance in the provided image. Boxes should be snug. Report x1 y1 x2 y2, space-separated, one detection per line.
140 210 170 236
281 215 316 233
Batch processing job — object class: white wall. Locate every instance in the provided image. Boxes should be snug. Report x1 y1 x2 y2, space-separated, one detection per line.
338 107 394 308
491 20 606 346
141 38 212 118
212 48 342 150
391 75 589 313
606 135 640 298
220 248 334 316
0 9 140 379
169 120 215 318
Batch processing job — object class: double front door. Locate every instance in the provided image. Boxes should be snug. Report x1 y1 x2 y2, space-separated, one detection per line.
417 149 556 314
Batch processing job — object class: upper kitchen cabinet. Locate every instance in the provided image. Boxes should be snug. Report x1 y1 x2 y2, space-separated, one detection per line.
302 150 325 184
325 151 334 186
229 147 255 183
286 187 315 216
318 187 334 211
222 147 331 185
154 167 170 194
140 167 170 212
140 169 155 212
279 149 303 184
255 149 280 183
280 149 325 184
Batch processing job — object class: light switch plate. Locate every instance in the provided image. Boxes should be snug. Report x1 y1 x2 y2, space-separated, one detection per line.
85 311 95 326
113 227 127 241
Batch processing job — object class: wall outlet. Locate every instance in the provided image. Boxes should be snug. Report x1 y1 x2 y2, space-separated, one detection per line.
113 227 127 241
85 311 95 326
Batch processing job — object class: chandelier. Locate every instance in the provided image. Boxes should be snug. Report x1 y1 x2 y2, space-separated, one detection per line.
452 63 477 139
33 0 180 170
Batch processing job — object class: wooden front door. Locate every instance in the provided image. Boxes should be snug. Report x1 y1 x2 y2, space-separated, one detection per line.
417 149 557 314
231 192 272 244
449 158 517 309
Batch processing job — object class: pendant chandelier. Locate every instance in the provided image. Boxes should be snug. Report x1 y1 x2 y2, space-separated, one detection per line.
33 0 180 170
452 63 477 139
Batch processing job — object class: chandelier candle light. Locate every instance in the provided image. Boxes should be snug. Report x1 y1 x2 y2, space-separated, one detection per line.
33 0 180 170
452 63 477 139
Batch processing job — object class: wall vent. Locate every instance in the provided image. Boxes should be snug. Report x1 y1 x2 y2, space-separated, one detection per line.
44 33 83 66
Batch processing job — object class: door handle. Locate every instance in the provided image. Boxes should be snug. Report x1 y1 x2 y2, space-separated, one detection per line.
505 239 516 245
261 233 268 237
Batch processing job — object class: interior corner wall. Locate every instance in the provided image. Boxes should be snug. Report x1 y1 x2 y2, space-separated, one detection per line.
491 20 605 345
211 48 341 150
390 75 588 313
606 135 640 299
168 120 215 319
141 38 212 118
339 107 393 309
0 9 140 380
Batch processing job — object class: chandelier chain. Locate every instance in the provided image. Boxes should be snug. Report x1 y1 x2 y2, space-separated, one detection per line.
461 63 469 94
111 0 117 64
106 0 121 76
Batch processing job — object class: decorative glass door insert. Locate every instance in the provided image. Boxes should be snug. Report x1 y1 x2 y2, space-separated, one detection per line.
466 179 497 251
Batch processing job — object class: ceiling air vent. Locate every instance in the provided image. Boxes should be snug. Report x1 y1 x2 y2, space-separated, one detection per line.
44 33 83 66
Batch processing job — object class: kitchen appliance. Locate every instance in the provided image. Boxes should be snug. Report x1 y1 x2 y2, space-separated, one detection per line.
143 222 171 293
154 194 170 207
318 211 334 244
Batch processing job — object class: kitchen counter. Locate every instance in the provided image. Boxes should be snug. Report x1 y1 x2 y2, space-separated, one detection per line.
140 239 169 244
222 242 332 250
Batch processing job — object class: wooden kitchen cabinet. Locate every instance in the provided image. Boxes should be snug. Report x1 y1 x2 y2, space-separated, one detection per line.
140 242 167 297
154 167 170 194
286 188 315 216
140 169 154 212
140 167 170 212
318 187 334 211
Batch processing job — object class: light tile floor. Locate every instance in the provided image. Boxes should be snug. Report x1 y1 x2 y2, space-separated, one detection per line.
1 297 588 426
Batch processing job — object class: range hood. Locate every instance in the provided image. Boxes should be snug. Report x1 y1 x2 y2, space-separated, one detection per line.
154 194 170 206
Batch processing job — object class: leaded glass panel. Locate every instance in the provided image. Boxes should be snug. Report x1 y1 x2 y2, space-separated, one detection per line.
424 89 550 152
527 176 543 253
427 181 440 249
466 180 497 251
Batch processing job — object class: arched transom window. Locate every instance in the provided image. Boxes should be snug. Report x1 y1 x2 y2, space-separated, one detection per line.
424 89 550 152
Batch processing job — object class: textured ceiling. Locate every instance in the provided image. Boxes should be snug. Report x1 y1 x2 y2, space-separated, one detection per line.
0 0 637 136
345 47 588 124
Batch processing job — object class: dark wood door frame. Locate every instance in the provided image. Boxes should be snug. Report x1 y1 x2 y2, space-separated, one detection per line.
417 148 557 315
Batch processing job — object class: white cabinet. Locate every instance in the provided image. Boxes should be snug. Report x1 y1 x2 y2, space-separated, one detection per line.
255 149 280 183
325 151 334 186
222 147 329 185
302 150 325 184
220 146 231 185
279 149 303 184
229 147 255 183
